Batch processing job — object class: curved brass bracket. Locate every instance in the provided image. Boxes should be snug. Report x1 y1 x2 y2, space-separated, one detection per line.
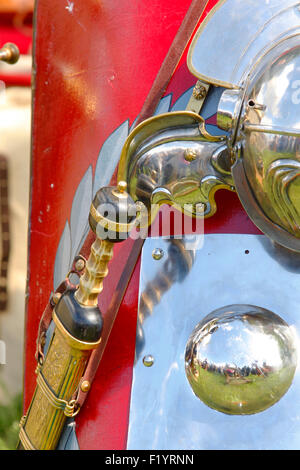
117 111 234 225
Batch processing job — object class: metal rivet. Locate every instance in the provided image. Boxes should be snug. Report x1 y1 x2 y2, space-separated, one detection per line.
195 202 206 215
192 84 207 100
75 258 85 271
135 201 146 215
143 355 154 367
152 248 164 260
52 292 62 305
0 43 20 64
117 180 127 193
80 380 91 393
184 149 197 162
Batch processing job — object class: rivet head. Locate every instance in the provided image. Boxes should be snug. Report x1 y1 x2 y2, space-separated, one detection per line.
135 200 146 214
184 148 197 162
152 248 164 260
75 258 85 272
52 292 62 305
80 380 91 393
194 202 206 214
117 180 127 193
0 43 20 64
192 83 207 100
143 355 154 367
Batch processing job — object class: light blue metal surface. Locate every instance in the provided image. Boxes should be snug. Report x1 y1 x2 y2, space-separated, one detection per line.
127 234 300 450
188 0 300 89
57 419 80 450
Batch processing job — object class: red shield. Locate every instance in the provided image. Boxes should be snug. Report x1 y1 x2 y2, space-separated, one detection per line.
24 0 261 449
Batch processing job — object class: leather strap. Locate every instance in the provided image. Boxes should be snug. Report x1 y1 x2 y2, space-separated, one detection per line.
35 230 96 363
35 0 209 409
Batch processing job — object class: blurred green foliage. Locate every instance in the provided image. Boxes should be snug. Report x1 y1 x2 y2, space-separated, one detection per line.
0 381 22 450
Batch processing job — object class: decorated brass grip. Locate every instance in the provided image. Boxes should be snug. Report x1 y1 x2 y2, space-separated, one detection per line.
19 182 136 450
75 238 114 307
19 311 100 450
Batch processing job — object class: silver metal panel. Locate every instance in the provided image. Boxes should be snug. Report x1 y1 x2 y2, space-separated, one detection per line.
187 0 300 88
127 234 300 450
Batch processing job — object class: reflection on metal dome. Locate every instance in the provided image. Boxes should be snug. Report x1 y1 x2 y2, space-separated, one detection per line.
234 41 300 251
185 304 297 415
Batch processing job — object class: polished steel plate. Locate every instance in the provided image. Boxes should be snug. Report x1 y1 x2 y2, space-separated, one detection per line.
127 234 300 450
187 0 300 89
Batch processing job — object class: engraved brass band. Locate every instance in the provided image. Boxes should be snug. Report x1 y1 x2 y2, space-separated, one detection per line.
36 369 80 416
53 311 101 349
90 202 136 234
19 375 81 450
19 425 36 450
19 314 100 450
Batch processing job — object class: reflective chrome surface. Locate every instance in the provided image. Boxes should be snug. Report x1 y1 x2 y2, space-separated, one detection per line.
188 0 300 89
232 38 300 251
185 304 297 415
117 4 300 249
127 234 300 450
117 111 233 219
216 88 243 133
136 238 196 361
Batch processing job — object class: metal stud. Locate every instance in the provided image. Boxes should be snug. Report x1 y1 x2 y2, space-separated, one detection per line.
152 248 164 260
143 355 154 367
192 83 207 100
80 380 91 393
117 180 127 193
184 149 197 162
194 202 206 215
0 43 20 64
52 292 62 305
75 258 85 272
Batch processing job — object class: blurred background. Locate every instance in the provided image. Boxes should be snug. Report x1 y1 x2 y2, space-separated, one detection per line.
0 0 33 449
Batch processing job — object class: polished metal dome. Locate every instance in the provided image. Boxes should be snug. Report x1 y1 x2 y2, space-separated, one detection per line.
225 37 300 252
185 304 297 415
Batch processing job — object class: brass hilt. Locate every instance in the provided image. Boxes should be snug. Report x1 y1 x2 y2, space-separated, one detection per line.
0 43 20 64
75 181 136 306
75 238 114 307
19 181 136 450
